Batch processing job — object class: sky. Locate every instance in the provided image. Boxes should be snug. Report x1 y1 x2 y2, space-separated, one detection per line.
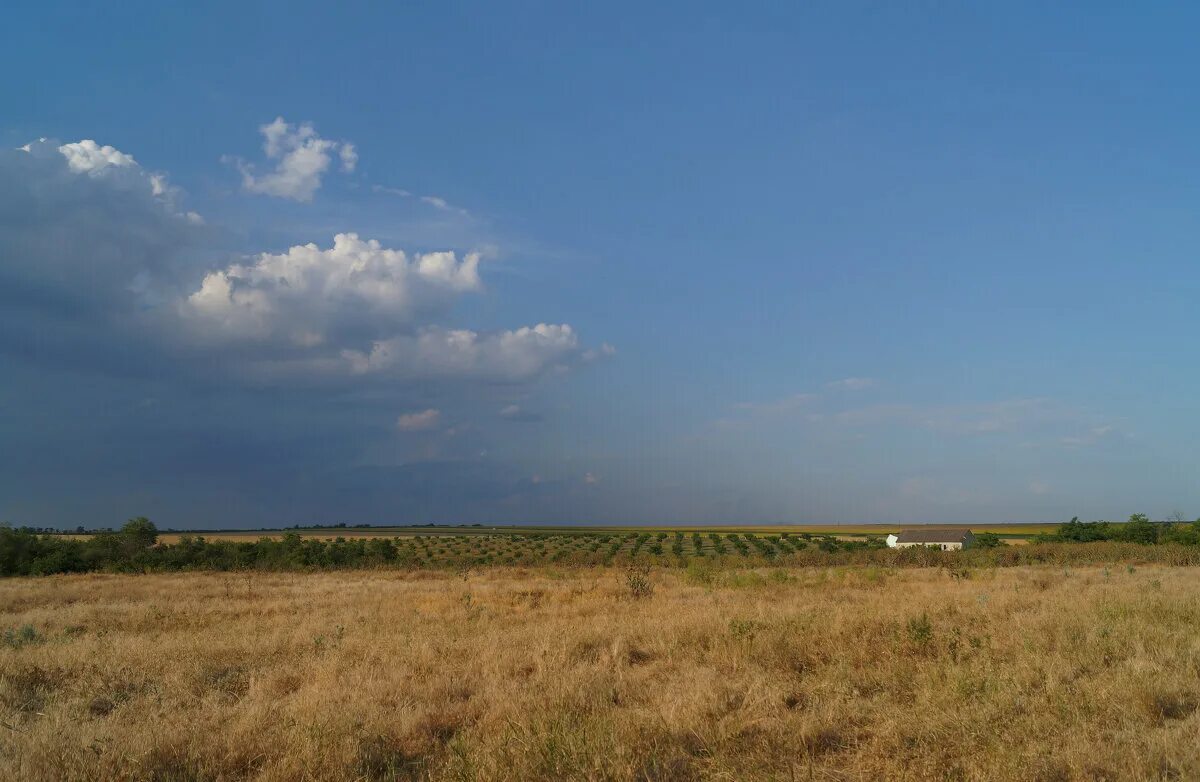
2 2 1198 528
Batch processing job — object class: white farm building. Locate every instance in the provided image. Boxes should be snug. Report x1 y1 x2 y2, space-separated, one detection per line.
887 528 975 551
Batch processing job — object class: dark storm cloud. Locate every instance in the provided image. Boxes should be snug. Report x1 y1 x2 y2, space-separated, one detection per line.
0 142 205 378
0 141 201 311
0 135 605 528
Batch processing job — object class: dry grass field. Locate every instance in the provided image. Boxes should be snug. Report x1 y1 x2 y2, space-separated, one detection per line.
2 565 1198 781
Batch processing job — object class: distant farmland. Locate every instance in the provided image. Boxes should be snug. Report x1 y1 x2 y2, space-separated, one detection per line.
36 520 1195 574
99 522 1064 545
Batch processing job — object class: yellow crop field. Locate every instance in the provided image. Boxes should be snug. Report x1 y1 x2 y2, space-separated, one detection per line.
639 523 1062 536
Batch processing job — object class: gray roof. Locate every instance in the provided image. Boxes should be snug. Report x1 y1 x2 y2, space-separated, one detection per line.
894 528 972 544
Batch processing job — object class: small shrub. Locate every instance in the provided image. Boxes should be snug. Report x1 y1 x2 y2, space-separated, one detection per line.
357 734 428 781
624 564 654 599
625 645 655 665
2 624 43 649
728 618 761 641
684 558 717 586
1 664 65 712
1142 691 1199 724
906 613 933 645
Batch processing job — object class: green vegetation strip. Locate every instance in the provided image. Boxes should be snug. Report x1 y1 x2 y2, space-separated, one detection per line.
3 514 1200 576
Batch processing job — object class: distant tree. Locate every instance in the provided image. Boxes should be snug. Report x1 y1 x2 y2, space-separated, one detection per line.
1118 513 1159 545
121 517 158 548
1051 517 1113 543
973 532 1003 548
1162 516 1200 546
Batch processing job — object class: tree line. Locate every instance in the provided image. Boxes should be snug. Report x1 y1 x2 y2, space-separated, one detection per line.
0 519 417 577
1038 514 1200 545
1 514 1200 576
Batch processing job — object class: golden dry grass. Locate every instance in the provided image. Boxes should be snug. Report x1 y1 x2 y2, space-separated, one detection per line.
1 565 1198 780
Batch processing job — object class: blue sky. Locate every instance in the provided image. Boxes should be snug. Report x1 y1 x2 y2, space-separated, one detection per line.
2 2 1197 527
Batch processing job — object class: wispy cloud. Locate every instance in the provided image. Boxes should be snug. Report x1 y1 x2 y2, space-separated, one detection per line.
499 404 542 422
713 392 818 430
726 377 875 422
371 183 471 216
1058 425 1117 448
582 342 617 363
899 476 993 506
733 393 818 415
371 184 412 197
1029 480 1052 496
420 194 470 216
832 398 1053 435
828 397 1122 446
396 408 442 432
826 377 875 391
715 389 1120 453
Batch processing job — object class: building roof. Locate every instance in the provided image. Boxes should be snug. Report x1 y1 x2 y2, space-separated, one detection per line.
894 528 972 544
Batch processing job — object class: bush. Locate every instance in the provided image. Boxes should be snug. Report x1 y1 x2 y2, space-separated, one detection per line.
624 564 654 599
1041 514 1183 546
684 559 716 585
906 613 933 645
121 517 159 548
1117 514 1160 545
1044 517 1108 543
2 625 42 649
973 532 1002 548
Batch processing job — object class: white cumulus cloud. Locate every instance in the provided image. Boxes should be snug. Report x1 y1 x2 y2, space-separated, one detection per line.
42 139 198 226
182 233 481 348
235 117 355 201
338 143 358 172
4 136 599 393
57 140 138 174
342 323 580 382
179 233 588 383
